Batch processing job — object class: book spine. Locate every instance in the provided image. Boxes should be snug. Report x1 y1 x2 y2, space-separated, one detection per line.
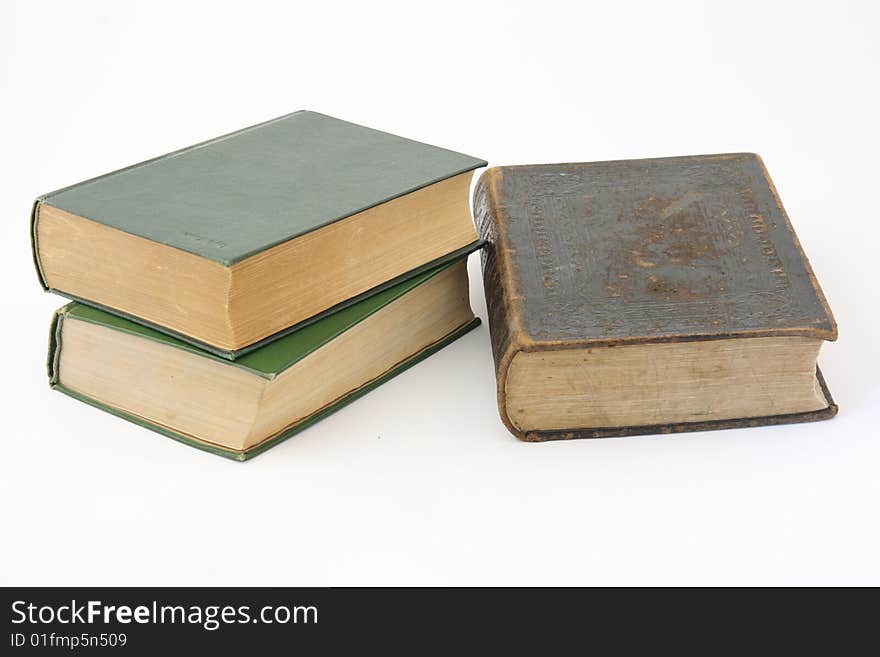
473 169 528 440
31 199 49 290
47 304 72 386
751 154 837 340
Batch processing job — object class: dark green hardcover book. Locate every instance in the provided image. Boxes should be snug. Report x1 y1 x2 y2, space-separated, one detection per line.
32 110 486 359
48 258 479 460
476 154 837 441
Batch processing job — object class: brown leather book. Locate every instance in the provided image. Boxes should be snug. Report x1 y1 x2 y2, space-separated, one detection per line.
475 154 837 441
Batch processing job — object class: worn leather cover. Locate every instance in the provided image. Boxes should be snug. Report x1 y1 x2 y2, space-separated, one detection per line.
32 110 487 270
475 154 838 441
48 259 481 460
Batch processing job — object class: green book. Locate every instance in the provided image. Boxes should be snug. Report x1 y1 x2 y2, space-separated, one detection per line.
32 110 486 359
48 258 479 460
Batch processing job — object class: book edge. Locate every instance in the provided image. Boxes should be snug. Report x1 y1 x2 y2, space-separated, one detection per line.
513 366 837 442
47 240 484 363
49 317 481 461
488 152 753 173
57 254 458 379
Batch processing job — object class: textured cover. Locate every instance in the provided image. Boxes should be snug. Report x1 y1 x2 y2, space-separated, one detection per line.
32 110 487 270
48 259 481 460
475 154 838 441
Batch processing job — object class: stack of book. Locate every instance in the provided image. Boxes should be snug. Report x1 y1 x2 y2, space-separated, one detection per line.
32 111 487 460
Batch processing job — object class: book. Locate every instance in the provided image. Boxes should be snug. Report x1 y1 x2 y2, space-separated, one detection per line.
48 258 479 460
32 110 486 359
475 154 837 441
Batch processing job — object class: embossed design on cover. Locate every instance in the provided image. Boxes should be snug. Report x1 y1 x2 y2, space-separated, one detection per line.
476 154 837 441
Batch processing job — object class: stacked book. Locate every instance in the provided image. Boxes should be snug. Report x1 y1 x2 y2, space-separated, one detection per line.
32 111 487 460
33 112 839 455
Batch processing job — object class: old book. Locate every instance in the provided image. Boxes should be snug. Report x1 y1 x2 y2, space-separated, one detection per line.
32 110 486 358
48 258 478 460
476 154 837 441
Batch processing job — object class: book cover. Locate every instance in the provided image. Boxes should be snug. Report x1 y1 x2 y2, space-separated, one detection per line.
33 110 485 269
475 154 837 441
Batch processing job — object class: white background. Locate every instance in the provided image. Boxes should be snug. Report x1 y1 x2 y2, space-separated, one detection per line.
2 0 878 586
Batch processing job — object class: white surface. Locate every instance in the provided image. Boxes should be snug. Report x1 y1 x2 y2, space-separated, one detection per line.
1 0 878 586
